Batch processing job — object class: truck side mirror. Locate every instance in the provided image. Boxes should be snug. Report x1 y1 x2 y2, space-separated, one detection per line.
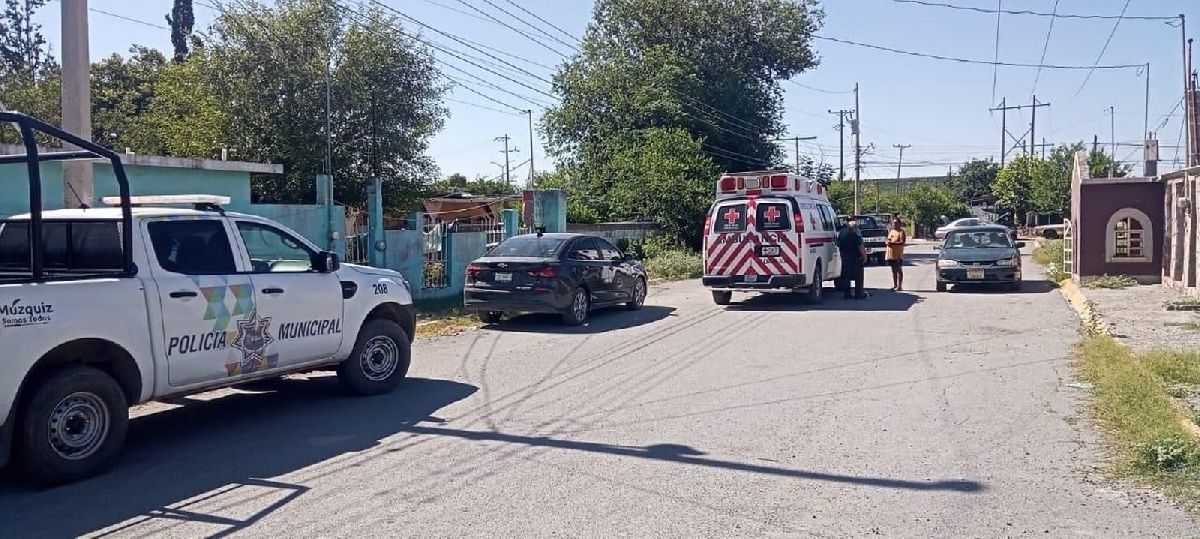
312 251 340 273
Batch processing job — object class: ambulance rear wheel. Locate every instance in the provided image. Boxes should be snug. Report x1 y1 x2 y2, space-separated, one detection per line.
804 266 824 304
712 290 732 305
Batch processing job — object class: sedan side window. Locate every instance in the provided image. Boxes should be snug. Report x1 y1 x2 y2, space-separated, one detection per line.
568 238 602 261
594 238 623 261
237 221 314 273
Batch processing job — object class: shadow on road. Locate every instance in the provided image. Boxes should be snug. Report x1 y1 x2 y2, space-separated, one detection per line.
725 290 922 312
398 425 985 493
0 377 477 537
485 304 676 334
942 281 1057 295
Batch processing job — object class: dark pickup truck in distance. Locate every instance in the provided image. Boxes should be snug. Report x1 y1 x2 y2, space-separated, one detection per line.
837 214 888 265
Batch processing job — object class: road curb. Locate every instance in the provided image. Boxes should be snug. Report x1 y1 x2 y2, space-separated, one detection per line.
1057 278 1110 336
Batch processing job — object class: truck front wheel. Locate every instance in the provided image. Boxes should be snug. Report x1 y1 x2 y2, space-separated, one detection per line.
338 319 412 396
18 366 129 485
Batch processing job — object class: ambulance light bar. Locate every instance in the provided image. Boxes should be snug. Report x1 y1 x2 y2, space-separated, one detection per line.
718 173 823 196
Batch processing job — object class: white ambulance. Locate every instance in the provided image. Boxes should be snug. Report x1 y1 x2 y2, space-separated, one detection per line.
701 171 842 305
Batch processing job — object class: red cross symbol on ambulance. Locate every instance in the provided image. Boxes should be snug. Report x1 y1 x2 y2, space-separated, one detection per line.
762 206 781 224
723 207 740 225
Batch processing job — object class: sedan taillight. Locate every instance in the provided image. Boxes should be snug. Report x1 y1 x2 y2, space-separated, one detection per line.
467 263 483 280
528 266 557 278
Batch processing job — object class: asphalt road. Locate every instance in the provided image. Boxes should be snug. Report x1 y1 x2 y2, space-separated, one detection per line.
1 245 1195 537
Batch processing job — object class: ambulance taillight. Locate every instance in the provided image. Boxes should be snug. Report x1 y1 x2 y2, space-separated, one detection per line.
769 175 787 189
719 176 737 193
793 212 805 233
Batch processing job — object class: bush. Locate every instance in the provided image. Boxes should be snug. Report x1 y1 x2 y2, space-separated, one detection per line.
645 249 702 281
1033 239 1070 282
1136 436 1199 471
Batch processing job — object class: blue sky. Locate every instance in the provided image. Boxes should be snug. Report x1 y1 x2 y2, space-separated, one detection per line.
34 0 1200 183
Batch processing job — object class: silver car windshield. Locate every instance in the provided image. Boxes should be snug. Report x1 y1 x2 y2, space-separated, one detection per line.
945 230 1012 249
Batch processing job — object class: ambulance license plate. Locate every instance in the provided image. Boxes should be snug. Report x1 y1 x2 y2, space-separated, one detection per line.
494 272 513 283
967 269 985 280
758 245 781 257
743 275 759 283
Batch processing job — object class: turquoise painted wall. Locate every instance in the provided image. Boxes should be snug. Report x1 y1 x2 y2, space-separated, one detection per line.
253 204 347 259
0 161 64 217
0 161 252 217
383 229 424 292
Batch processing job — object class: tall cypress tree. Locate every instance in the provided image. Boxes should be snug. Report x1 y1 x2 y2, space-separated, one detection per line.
165 0 194 62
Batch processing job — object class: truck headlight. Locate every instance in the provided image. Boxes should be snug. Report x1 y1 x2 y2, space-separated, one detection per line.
995 257 1019 267
936 259 959 269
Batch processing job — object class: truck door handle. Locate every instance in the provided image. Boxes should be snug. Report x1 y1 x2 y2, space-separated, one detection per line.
169 290 197 299
261 287 285 295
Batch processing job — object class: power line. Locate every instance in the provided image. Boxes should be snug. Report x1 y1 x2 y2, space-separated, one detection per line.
814 35 1145 70
990 0 1001 104
888 0 1175 21
451 0 572 57
477 0 581 52
1070 0 1132 100
85 5 171 30
787 80 853 95
501 0 582 45
445 96 524 115
1030 0 1059 95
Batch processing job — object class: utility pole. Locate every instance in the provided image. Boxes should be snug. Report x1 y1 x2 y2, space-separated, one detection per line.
772 136 818 173
1180 14 1190 167
991 97 1049 163
495 134 518 185
1143 62 1151 148
852 83 862 215
61 0 92 208
1108 106 1117 177
828 109 852 180
526 110 535 187
893 144 910 199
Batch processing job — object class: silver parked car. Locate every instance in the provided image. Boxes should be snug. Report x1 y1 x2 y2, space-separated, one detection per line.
935 218 985 240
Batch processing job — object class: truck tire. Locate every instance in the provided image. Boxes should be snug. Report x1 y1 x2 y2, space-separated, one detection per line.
337 319 411 396
936 281 947 292
17 366 129 486
712 290 733 305
561 287 590 325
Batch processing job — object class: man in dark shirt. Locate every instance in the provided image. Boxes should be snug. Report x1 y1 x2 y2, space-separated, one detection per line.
837 220 869 299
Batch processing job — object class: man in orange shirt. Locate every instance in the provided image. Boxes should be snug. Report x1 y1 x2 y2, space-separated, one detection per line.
885 218 907 291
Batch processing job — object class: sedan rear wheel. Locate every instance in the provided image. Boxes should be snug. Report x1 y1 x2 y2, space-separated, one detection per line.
478 310 503 324
561 287 590 325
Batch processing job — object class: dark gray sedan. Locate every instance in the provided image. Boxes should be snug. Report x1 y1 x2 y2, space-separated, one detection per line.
463 233 648 325
935 225 1025 292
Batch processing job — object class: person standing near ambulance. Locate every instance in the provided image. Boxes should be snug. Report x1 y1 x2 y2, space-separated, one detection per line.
836 220 868 299
886 218 907 291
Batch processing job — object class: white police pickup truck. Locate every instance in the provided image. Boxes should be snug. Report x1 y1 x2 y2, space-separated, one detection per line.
0 112 416 485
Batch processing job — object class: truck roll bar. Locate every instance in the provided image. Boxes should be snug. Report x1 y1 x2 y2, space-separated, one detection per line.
0 111 135 280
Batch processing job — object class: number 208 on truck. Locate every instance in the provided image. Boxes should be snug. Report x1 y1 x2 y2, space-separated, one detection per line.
701 172 843 306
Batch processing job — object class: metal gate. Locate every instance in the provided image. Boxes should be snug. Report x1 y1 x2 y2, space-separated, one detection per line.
1062 220 1073 276
344 209 369 265
423 221 448 288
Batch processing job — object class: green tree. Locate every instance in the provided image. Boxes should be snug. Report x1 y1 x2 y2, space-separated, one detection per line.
543 0 822 245
948 158 998 201
166 0 196 62
91 46 169 152
0 0 53 77
143 49 230 158
895 183 968 234
181 0 446 208
992 155 1048 217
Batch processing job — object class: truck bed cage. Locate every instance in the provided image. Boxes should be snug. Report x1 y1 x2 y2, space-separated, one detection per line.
0 111 135 280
